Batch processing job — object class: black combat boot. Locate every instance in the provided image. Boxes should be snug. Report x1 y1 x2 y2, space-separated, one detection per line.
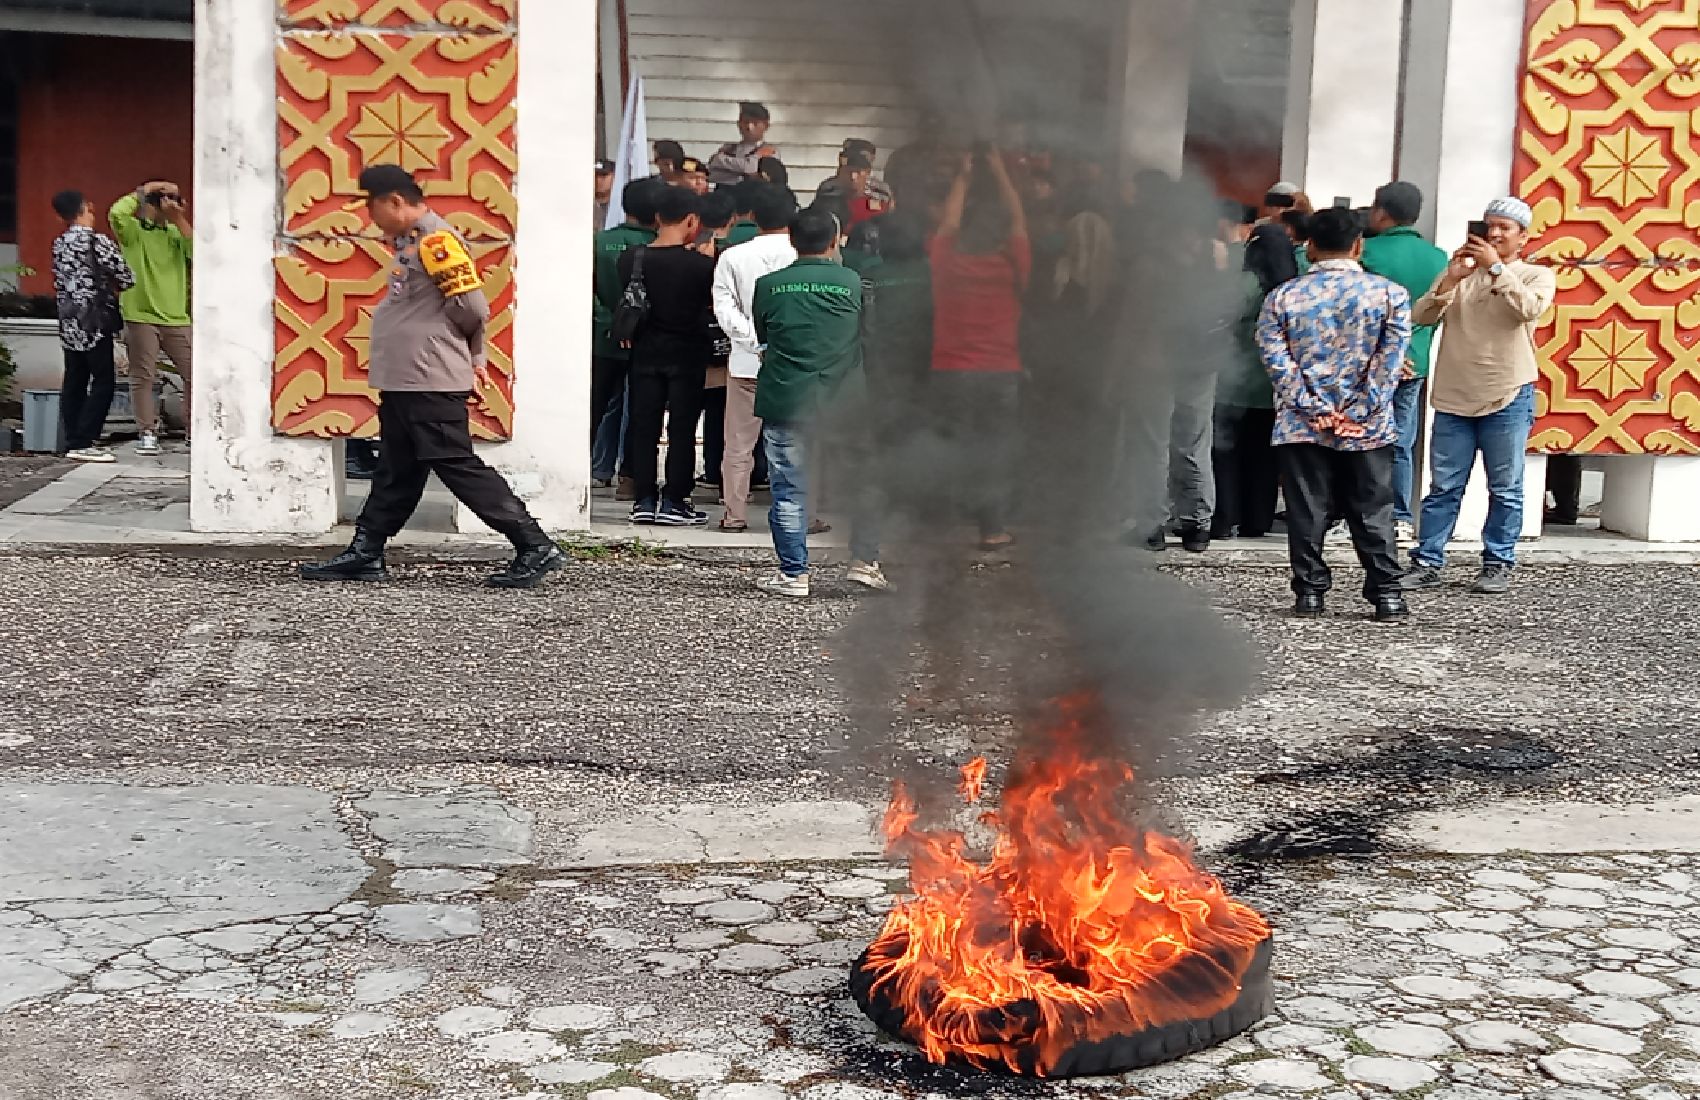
1293 592 1326 619
299 528 388 582
487 527 566 590
1374 592 1412 623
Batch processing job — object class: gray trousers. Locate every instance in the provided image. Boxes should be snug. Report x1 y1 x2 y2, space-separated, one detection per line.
1119 366 1217 534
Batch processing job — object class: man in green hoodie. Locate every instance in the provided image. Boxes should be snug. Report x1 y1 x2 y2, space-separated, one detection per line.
751 207 885 598
110 180 193 456
1361 181 1449 539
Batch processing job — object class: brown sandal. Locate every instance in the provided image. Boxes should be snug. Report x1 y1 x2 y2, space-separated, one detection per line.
807 519 832 535
717 519 749 533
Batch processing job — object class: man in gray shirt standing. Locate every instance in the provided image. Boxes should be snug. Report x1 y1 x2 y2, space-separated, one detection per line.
300 165 564 589
707 102 776 187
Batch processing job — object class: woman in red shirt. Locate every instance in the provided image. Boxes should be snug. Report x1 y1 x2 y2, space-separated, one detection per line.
929 147 1031 549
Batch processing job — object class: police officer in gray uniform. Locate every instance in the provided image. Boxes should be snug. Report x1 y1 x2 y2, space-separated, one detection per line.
301 165 565 588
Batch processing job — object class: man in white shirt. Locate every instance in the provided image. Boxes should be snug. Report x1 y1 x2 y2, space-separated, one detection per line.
710 184 798 531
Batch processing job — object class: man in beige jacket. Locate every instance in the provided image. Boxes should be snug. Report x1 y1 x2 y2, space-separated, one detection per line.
1401 197 1556 595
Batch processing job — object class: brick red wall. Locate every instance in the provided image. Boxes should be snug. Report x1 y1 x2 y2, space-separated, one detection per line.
14 34 194 296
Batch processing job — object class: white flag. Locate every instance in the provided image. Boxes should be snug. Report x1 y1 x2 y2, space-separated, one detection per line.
605 75 651 229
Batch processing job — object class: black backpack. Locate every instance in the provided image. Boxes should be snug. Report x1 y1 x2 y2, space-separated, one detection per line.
612 246 651 343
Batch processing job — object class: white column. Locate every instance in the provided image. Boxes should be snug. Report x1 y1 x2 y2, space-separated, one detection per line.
189 0 338 534
1281 0 1403 208
1602 457 1700 543
1110 0 1195 178
454 0 596 535
1403 0 1546 542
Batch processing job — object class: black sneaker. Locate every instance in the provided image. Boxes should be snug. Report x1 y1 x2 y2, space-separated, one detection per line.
1471 563 1513 595
1400 563 1444 591
630 497 659 525
654 499 708 527
1293 593 1325 619
1180 523 1211 553
1374 593 1412 623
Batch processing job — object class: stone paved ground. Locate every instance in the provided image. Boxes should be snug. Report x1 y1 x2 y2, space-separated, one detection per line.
2 550 1699 1099
0 455 70 509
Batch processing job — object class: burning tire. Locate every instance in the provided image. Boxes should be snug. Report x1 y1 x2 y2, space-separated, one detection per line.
850 936 1274 1078
849 696 1275 1078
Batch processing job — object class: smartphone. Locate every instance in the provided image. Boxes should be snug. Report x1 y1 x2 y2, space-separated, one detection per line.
1467 220 1491 240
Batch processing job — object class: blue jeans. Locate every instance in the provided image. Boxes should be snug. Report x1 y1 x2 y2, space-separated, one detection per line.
1391 377 1424 524
1413 383 1536 569
763 420 880 577
591 384 627 482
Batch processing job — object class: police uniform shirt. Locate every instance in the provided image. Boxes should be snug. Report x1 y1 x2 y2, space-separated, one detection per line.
368 210 490 393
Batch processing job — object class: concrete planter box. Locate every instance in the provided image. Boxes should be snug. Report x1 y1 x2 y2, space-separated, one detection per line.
0 317 183 432
0 318 62 400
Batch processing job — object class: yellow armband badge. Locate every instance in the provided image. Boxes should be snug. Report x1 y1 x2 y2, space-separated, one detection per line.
420 230 483 298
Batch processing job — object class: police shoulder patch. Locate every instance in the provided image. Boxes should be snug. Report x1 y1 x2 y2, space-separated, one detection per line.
419 229 483 297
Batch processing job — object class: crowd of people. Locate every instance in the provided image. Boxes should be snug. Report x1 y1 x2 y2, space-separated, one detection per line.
43 100 1554 610
594 101 1557 613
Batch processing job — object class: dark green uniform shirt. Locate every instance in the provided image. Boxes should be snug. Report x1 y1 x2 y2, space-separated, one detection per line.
592 223 657 360
863 257 932 381
721 221 760 251
753 257 863 424
1219 272 1276 410
1361 226 1449 378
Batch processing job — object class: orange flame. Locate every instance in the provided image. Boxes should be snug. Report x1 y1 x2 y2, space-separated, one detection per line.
958 757 988 803
863 695 1270 1076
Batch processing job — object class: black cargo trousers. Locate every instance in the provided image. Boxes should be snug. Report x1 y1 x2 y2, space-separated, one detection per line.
358 391 542 542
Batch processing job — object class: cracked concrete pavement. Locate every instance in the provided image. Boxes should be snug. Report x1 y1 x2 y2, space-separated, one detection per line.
2 549 1700 1098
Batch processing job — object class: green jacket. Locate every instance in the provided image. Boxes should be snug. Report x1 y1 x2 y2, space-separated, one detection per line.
110 192 192 326
1218 272 1275 410
753 257 863 423
592 223 656 359
721 221 760 251
1361 226 1449 377
863 257 932 380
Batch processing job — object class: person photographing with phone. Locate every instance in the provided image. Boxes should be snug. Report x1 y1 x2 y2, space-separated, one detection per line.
110 180 194 455
1400 197 1556 596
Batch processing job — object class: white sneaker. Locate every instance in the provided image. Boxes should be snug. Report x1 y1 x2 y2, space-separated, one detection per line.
846 560 891 591
755 572 810 598
67 446 116 464
1325 522 1351 545
136 431 160 456
1395 520 1417 546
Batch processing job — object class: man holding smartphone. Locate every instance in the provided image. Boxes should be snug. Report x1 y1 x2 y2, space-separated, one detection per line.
110 181 193 455
1401 197 1557 595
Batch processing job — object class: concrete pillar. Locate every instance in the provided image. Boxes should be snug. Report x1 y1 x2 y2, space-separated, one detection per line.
1602 457 1700 543
1110 0 1195 178
454 0 596 535
189 0 338 534
1281 0 1403 208
1399 0 1545 543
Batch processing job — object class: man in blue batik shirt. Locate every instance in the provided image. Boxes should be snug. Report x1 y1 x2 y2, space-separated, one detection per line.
1257 207 1413 624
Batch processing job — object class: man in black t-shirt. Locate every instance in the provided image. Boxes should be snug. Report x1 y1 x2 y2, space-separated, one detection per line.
617 187 716 526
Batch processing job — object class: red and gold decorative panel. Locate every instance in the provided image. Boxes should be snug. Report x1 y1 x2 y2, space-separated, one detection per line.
274 1 518 439
282 0 515 30
1515 0 1700 455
